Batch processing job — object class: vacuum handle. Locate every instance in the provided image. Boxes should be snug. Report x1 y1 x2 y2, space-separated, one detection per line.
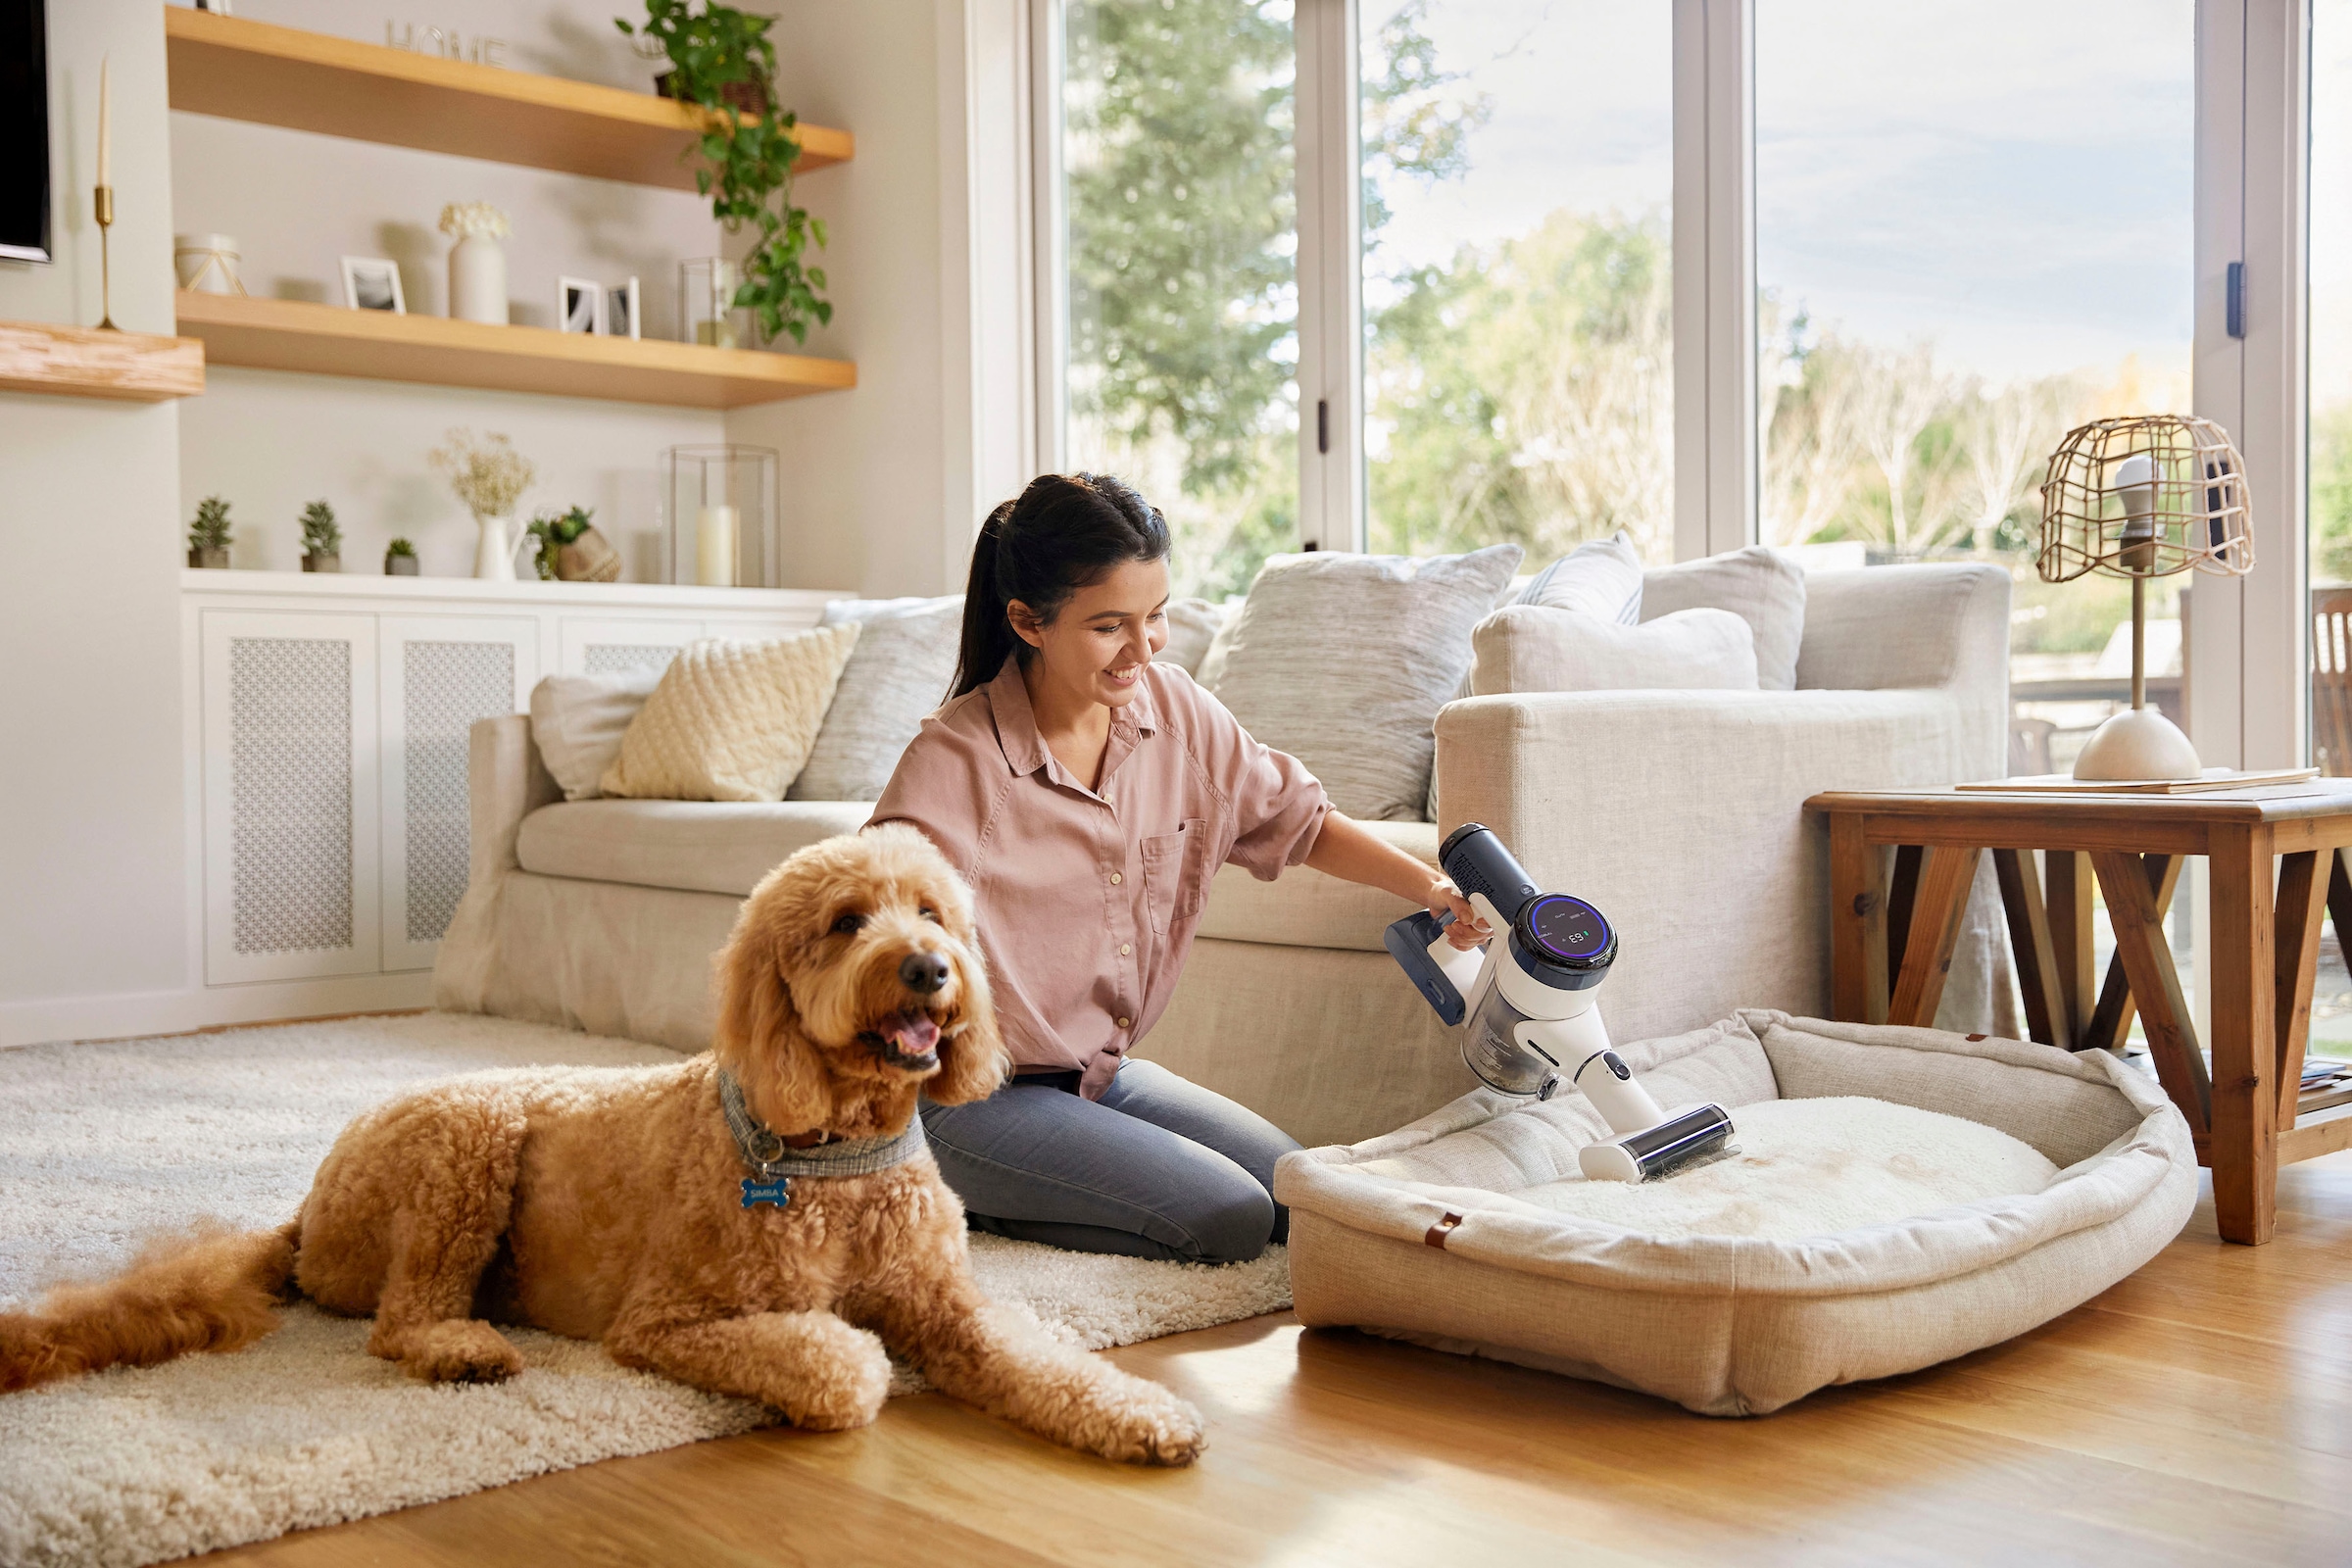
1384 909 1484 1026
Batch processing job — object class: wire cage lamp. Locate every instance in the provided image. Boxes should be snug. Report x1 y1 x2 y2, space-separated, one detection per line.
2036 415 2253 781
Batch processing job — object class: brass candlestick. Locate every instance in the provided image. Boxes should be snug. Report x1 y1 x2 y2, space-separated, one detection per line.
94 183 118 331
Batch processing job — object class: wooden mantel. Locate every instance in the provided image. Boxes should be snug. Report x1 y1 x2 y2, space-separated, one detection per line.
0 319 206 402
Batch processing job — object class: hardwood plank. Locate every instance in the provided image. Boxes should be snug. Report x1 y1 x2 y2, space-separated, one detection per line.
2205 824 2279 1244
1886 845 1981 1027
1993 846 2068 1048
164 8 852 192
2045 849 2098 1048
2092 851 2210 1132
2082 854 2183 1054
176 291 854 409
2275 850 2331 1131
0 318 205 401
1827 814 1886 1024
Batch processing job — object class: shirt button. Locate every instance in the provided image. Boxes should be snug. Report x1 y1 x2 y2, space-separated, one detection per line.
1109 872 1123 885
1117 1016 1132 1029
1120 943 1132 956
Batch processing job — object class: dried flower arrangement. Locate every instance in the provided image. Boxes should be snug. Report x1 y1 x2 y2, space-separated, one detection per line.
430 428 536 518
437 202 512 242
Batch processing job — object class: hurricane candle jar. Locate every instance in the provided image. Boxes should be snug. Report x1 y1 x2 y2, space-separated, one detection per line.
664 446 777 588
679 259 745 350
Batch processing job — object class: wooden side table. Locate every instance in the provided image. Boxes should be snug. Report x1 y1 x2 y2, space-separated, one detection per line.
1805 782 2352 1245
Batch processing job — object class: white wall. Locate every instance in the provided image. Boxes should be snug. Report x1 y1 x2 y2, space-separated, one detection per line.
0 0 190 1024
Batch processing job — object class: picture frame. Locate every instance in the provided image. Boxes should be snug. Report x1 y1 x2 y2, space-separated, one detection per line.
339 257 406 314
604 276 642 340
558 275 604 335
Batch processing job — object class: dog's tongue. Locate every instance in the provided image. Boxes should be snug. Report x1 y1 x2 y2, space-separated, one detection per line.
882 1013 940 1055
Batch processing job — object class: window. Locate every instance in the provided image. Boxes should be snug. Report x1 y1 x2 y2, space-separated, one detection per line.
1059 0 1299 599
1358 1 1675 563
1756 0 2196 777
2310 0 2352 1051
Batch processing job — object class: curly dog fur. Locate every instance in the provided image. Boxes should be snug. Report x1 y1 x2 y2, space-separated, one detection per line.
0 825 1204 1465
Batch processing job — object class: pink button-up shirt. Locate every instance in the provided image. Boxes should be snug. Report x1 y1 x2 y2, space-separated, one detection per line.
871 656 1331 1097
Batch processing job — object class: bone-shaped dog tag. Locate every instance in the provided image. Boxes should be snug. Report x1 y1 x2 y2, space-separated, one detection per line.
740 1176 792 1209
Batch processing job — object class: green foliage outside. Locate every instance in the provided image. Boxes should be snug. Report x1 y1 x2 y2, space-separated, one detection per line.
299 501 341 558
617 0 830 346
188 496 231 552
2314 403 2352 585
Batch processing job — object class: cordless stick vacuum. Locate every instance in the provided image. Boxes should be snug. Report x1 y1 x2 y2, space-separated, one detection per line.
1384 824 1739 1182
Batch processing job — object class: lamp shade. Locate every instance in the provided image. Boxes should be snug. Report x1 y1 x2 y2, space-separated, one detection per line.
2036 415 2253 583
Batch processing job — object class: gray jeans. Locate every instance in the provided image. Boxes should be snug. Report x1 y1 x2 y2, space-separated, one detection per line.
920 1058 1301 1264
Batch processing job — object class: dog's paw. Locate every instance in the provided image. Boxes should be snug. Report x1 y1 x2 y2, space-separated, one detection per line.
1080 1375 1206 1467
399 1320 525 1385
778 1320 892 1432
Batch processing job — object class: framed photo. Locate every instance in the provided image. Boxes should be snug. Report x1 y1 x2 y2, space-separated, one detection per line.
604 276 642 340
339 257 406 314
558 276 604 335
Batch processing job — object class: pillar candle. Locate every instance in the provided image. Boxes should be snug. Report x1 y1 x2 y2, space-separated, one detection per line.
695 505 738 587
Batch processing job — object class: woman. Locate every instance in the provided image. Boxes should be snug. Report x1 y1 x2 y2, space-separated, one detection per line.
871 473 1483 1264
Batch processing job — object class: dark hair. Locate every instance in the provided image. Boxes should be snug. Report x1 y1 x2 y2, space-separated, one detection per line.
949 472 1170 700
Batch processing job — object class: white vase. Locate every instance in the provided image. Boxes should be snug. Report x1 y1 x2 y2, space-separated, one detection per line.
472 513 528 580
449 234 508 325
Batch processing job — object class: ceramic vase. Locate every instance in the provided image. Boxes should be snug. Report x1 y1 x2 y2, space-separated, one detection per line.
472 514 530 580
449 234 508 325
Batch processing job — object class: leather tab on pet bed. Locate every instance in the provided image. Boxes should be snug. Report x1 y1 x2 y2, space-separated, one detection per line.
1424 1211 1463 1249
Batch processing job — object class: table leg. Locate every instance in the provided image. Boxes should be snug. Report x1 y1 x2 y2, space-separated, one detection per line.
2274 850 2330 1134
2045 851 2097 1049
1886 845 1923 1003
2090 850 2210 1132
1887 846 1982 1028
2328 848 2352 974
1829 814 1888 1025
2082 855 2184 1054
2204 825 2279 1246
1992 847 2069 1049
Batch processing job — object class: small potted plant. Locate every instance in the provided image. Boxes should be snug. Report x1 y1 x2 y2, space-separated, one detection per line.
299 500 343 573
187 495 233 568
526 505 622 581
384 537 419 576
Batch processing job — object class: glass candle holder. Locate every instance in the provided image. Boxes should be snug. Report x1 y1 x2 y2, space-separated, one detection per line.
664 445 777 588
679 258 745 349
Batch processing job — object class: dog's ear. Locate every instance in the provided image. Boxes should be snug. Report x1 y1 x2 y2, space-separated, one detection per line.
713 915 836 1132
927 941 1009 1106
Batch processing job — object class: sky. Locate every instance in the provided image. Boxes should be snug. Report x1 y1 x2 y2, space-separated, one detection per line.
1358 0 2286 401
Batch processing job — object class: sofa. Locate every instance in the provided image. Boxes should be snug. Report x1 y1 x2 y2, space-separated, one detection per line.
437 563 2012 1150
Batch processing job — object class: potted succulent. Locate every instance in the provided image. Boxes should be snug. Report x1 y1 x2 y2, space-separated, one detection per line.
187 495 232 568
299 500 342 573
384 537 420 576
614 0 830 347
526 505 622 582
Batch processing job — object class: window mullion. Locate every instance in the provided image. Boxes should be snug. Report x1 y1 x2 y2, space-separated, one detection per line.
1672 0 1756 563
1295 0 1364 552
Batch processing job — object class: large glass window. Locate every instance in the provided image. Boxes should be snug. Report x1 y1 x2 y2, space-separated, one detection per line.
1757 0 2195 779
1061 0 1298 599
1358 1 1675 564
2308 0 2352 1053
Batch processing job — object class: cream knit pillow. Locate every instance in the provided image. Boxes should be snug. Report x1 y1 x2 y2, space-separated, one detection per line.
599 625 860 802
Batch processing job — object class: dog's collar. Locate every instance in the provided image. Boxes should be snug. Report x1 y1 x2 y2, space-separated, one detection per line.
716 1066 927 1182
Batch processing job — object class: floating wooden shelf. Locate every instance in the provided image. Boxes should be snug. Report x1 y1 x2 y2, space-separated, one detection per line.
164 9 852 190
176 292 853 410
0 318 205 402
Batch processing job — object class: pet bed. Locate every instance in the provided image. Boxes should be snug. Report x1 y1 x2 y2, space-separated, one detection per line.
1275 1009 2197 1415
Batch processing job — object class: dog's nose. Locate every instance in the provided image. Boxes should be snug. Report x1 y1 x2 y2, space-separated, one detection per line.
899 951 951 995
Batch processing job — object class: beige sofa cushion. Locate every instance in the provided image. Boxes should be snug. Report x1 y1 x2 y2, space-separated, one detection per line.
600 626 860 802
1278 1010 2196 1416
516 800 874 896
1469 605 1757 697
1642 548 1806 691
1195 819 1438 951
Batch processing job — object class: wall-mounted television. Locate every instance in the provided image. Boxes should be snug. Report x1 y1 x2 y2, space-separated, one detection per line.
1 0 51 265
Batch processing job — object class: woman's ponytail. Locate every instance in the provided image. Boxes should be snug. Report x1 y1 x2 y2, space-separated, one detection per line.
947 473 1169 701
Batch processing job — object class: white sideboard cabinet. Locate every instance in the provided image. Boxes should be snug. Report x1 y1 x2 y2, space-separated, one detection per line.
181 570 847 1012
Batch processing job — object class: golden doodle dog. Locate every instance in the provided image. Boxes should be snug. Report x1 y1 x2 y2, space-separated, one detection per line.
0 825 1205 1465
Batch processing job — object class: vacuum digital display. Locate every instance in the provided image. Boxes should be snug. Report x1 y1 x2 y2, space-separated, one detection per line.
1526 895 1611 964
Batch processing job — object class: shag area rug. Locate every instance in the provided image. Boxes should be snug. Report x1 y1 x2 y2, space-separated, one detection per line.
0 1013 1292 1568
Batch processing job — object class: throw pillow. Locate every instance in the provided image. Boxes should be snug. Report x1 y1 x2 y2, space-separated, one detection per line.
600 625 860 803
1156 598 1228 676
529 667 663 801
1214 544 1522 821
1469 605 1759 697
1642 547 1807 691
1195 599 1247 691
788 597 964 803
1517 530 1644 623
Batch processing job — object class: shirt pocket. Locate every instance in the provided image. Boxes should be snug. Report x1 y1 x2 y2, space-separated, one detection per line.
1140 817 1211 937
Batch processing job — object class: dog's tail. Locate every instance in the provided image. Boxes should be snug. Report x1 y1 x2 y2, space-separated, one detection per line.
0 1218 301 1394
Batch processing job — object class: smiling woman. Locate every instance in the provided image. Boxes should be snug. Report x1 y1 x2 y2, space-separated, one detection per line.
870 472 1481 1263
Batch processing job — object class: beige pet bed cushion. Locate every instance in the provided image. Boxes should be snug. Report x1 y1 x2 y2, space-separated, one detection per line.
1275 1010 2197 1416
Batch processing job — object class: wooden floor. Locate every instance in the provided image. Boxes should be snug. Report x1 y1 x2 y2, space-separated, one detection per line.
204 1154 2352 1568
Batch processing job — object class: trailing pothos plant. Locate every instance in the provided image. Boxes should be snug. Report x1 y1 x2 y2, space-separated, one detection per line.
616 0 831 347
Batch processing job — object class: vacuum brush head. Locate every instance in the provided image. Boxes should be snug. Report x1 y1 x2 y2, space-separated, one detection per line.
1577 1103 1740 1183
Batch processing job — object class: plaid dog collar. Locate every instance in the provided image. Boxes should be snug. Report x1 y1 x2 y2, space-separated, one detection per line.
716 1066 928 1206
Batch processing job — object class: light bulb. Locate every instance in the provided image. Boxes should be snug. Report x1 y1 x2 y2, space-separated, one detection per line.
2111 452 2157 570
